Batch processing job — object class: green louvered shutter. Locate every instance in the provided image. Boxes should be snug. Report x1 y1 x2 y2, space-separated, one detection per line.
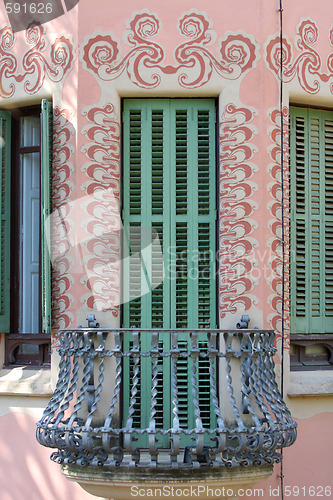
40 100 52 334
122 99 217 446
0 111 11 332
290 107 333 333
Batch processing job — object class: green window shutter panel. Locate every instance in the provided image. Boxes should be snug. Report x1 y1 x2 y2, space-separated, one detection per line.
40 99 52 334
123 99 217 330
290 107 333 333
0 111 11 332
122 99 217 447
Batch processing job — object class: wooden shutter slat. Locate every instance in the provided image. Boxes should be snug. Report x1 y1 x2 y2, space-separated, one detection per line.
40 100 52 334
175 222 188 328
325 220 333 316
0 111 11 332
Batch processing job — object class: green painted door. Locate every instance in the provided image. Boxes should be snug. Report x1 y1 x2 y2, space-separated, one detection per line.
122 99 217 448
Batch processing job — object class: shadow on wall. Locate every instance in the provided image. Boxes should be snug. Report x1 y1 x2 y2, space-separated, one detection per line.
0 412 97 500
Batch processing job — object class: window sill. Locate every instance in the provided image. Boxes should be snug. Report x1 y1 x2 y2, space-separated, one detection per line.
288 370 333 397
0 366 52 397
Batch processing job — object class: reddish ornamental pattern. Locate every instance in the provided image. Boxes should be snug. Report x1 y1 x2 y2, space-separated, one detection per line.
0 23 74 98
81 11 258 89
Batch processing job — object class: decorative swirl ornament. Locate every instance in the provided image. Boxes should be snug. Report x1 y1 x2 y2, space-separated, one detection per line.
80 103 121 316
0 23 74 98
51 107 75 337
219 103 259 319
0 27 17 97
265 18 333 94
81 10 259 89
267 107 290 350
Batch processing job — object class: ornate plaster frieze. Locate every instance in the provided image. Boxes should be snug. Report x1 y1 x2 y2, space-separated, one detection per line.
265 18 333 94
80 10 259 89
0 22 75 98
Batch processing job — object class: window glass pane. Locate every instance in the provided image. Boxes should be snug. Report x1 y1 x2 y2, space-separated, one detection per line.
20 116 40 147
20 151 40 333
18 344 39 355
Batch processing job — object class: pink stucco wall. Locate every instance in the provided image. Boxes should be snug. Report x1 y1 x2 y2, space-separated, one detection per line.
0 0 332 498
256 413 333 498
0 412 96 500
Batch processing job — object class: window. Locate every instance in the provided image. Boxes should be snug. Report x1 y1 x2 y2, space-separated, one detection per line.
121 98 217 445
0 100 52 364
289 106 333 369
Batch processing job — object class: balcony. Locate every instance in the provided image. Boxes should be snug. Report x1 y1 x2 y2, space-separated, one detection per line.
36 328 297 498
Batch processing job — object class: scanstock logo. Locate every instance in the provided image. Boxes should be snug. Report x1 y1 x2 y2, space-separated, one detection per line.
3 0 79 32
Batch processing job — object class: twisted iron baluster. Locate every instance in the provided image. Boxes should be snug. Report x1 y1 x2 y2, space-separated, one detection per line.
37 330 72 429
240 334 264 433
238 332 264 466
207 331 226 465
190 332 204 463
257 332 285 423
170 331 180 467
36 330 74 452
149 331 159 466
81 331 107 465
102 330 123 465
124 331 140 465
248 331 279 461
258 330 296 459
223 332 247 465
65 332 85 429
224 332 245 430
208 332 225 428
62 332 96 465
261 332 297 448
247 332 276 425
85 331 106 427
54 331 85 429
58 331 95 465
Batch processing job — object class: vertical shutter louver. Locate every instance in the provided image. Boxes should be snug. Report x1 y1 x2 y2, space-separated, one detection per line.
151 223 164 328
324 119 333 316
175 223 188 328
310 117 320 317
0 111 11 332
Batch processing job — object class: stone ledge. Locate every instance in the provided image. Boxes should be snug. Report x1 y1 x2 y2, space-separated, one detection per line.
62 463 274 499
288 370 333 397
0 366 52 396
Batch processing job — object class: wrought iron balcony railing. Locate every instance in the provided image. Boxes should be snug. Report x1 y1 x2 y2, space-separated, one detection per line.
36 328 297 470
